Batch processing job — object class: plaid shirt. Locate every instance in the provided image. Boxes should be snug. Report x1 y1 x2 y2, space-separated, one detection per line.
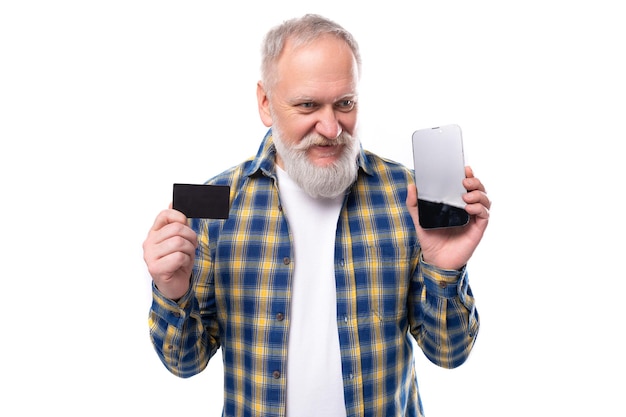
149 130 480 417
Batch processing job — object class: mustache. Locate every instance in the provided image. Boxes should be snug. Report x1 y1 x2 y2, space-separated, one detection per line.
294 131 352 150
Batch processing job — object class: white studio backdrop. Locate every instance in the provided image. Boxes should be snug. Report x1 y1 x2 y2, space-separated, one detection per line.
1 1 624 416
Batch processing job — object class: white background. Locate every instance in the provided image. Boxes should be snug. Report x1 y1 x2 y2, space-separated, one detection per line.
1 1 624 416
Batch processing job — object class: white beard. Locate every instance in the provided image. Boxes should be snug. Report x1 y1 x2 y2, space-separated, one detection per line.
272 125 360 199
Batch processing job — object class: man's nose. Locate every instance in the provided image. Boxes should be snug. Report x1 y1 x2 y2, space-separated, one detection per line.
315 106 342 139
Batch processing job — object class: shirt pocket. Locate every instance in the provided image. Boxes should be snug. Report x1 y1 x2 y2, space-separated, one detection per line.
355 243 413 324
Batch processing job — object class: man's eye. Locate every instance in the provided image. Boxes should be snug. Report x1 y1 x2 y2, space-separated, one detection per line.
337 100 355 110
298 102 315 109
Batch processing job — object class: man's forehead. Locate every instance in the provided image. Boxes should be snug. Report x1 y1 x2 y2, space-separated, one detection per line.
279 34 355 64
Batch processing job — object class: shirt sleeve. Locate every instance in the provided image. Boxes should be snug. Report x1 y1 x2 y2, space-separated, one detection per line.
408 253 480 369
148 221 222 378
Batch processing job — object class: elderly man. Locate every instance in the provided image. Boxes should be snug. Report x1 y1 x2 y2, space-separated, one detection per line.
143 13 490 417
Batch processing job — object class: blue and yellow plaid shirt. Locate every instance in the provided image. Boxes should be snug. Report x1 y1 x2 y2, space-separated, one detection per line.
149 130 480 417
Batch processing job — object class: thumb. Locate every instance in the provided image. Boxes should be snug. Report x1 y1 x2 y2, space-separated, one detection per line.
406 184 420 227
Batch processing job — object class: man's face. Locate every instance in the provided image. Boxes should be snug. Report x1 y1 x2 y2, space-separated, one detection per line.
257 35 360 198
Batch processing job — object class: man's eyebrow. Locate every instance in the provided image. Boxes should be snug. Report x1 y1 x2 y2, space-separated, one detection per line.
287 95 316 103
335 93 357 100
288 93 358 104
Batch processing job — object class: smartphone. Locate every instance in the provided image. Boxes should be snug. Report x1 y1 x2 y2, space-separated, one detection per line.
412 124 469 229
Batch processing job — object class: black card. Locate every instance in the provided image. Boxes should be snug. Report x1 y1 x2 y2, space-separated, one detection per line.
172 183 230 219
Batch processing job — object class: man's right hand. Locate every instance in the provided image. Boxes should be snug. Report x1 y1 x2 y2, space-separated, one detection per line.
143 208 198 301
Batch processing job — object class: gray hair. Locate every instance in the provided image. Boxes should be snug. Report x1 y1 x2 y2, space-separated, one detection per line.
260 14 362 96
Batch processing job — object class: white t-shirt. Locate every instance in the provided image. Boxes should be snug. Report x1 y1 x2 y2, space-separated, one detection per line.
276 167 347 417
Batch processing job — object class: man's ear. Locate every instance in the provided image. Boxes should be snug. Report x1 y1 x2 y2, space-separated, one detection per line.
256 81 273 127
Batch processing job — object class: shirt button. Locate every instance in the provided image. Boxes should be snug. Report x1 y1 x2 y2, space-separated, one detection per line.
276 312 284 321
439 281 448 289
340 259 345 267
283 257 291 265
272 370 281 379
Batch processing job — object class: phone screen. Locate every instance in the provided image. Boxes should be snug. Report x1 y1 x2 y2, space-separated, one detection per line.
412 124 469 229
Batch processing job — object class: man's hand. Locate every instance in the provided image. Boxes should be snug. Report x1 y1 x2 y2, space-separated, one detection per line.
142 208 198 301
407 166 490 270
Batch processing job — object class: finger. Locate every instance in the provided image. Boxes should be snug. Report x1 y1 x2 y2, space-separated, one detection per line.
464 199 490 221
146 249 194 284
155 233 198 260
463 176 487 194
463 166 488 193
150 208 188 232
144 212 197 260
406 184 418 208
463 188 491 207
153 221 198 249
144 228 197 271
